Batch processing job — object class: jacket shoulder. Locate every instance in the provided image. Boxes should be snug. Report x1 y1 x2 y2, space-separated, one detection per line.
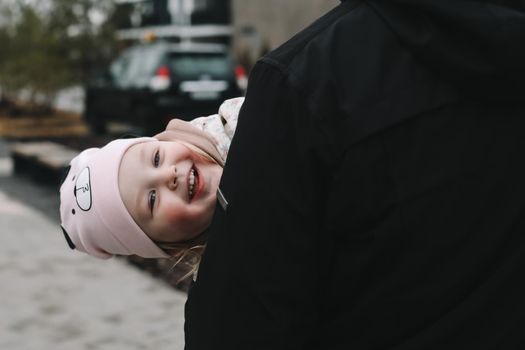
258 0 458 146
261 1 362 74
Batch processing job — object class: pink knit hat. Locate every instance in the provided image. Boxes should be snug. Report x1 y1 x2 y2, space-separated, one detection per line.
59 137 170 259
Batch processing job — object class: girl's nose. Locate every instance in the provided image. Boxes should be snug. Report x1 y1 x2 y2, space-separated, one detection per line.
165 165 178 191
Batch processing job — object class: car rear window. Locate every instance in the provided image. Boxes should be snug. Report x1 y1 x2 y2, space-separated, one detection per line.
110 46 162 87
167 52 232 79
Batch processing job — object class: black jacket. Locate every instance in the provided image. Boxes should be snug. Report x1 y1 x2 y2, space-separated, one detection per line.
185 1 525 349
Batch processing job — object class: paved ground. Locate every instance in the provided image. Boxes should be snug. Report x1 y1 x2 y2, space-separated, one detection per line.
0 155 187 349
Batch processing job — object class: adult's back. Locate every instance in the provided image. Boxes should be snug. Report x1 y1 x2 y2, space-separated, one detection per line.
185 1 525 349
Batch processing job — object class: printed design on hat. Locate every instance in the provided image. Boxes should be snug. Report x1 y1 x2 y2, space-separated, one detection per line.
75 167 92 211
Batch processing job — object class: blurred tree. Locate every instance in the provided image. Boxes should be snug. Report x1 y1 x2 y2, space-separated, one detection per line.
0 0 118 113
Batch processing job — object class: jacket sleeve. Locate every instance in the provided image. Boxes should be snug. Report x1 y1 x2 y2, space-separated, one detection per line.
184 62 330 350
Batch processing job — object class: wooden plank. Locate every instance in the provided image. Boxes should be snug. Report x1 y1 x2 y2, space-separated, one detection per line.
11 142 64 157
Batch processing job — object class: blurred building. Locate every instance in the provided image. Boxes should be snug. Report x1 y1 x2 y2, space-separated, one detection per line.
231 0 339 69
112 0 339 68
114 0 231 27
114 0 233 43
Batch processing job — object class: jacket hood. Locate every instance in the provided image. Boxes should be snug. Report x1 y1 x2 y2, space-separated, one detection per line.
368 1 525 100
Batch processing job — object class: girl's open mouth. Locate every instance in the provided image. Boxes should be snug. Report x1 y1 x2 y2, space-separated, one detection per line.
188 165 199 201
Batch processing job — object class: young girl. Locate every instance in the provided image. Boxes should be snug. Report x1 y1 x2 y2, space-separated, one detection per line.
59 97 244 279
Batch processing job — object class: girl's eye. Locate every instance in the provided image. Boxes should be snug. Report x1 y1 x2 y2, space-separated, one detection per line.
148 190 156 212
153 150 160 167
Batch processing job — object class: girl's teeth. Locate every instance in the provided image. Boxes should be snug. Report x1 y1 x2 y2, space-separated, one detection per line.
189 168 195 198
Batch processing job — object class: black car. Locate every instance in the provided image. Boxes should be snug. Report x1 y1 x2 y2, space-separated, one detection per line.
84 40 245 134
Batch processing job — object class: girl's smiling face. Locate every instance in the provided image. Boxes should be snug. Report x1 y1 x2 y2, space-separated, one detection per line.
118 140 223 244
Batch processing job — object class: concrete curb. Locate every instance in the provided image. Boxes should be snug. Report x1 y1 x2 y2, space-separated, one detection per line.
10 141 78 185
0 189 186 349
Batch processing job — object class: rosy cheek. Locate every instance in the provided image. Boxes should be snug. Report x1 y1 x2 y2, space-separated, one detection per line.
162 205 186 224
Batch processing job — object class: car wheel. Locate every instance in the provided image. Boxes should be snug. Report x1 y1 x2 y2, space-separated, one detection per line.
84 111 107 135
90 121 108 135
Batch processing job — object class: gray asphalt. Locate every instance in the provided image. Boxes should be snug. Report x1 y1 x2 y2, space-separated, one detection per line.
0 139 187 350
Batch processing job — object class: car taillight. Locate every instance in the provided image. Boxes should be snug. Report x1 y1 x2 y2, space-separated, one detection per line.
149 65 171 91
235 64 248 92
156 65 170 78
235 65 246 79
